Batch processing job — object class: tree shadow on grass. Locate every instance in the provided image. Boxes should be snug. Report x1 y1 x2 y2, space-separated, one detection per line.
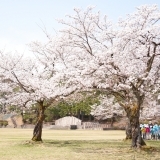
21 139 160 158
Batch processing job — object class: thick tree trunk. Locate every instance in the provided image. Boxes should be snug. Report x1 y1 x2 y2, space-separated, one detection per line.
130 118 141 148
125 121 132 139
124 104 146 148
32 101 45 141
130 117 145 147
125 120 146 146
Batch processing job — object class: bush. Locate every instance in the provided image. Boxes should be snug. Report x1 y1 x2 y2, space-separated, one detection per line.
0 120 8 127
3 121 8 127
0 120 3 127
23 113 37 124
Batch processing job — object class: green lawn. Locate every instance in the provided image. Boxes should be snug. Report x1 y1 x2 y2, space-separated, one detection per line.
0 128 160 160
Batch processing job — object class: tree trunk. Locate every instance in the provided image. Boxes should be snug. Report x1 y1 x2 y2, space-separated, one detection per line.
125 119 146 146
77 110 80 119
127 111 146 148
125 121 132 139
32 101 45 141
130 117 142 148
110 117 115 127
125 105 146 148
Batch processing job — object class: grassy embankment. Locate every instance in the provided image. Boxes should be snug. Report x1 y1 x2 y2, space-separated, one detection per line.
0 128 160 160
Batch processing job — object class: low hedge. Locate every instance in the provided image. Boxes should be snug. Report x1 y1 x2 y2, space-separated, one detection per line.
0 120 8 127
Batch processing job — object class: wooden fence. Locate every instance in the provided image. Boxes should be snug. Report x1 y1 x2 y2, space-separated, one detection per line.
82 122 111 130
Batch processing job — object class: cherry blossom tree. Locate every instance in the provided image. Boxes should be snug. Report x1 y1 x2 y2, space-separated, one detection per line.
57 5 160 148
0 49 78 141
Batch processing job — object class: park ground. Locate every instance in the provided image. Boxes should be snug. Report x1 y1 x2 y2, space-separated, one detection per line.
0 129 160 160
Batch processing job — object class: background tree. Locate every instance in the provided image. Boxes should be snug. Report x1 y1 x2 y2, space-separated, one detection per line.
45 93 100 121
91 95 124 126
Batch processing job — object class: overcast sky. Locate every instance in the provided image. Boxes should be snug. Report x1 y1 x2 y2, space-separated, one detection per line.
1 0 160 55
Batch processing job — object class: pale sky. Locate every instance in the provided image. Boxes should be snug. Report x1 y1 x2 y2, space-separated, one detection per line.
1 0 160 55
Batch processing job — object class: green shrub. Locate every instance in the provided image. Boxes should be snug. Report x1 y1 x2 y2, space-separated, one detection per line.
23 113 36 124
0 120 8 127
3 121 8 127
0 120 3 126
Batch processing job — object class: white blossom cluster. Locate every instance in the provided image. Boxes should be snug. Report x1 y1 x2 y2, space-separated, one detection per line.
91 96 124 120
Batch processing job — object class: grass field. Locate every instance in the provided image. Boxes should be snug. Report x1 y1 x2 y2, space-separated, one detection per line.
0 128 160 160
